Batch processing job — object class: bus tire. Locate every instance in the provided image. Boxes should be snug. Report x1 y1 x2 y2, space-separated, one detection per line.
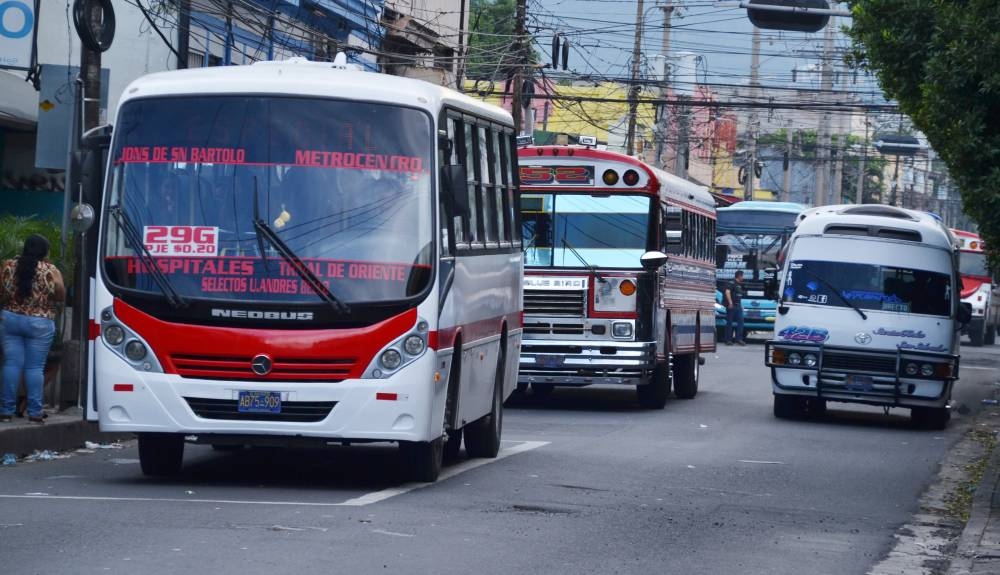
911 406 950 430
138 433 184 476
672 353 699 399
465 347 505 458
716 326 726 343
636 361 670 409
773 394 802 419
986 325 996 345
531 382 554 398
970 323 985 347
400 436 444 482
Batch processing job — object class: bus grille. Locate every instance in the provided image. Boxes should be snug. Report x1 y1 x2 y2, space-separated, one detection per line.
184 397 336 422
170 354 356 382
524 289 587 317
524 322 586 335
822 352 896 375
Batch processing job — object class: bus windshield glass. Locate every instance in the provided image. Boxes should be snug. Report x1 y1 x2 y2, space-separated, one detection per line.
959 251 990 278
784 260 952 317
101 96 434 305
521 194 651 268
716 233 783 285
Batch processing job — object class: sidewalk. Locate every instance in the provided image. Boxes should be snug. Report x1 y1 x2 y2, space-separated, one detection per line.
949 418 1000 575
0 409 133 458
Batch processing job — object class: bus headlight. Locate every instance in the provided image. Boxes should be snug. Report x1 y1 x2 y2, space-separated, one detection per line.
404 335 425 355
611 322 633 338
380 349 402 370
104 325 125 346
803 353 818 368
920 363 934 377
904 362 919 376
787 352 802 366
124 340 148 362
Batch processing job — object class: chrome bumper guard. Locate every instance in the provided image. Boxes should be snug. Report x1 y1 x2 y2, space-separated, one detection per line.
518 340 658 386
764 341 959 406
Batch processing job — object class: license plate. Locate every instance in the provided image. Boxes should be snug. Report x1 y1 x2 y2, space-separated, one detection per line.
845 375 874 391
537 354 565 368
237 391 281 413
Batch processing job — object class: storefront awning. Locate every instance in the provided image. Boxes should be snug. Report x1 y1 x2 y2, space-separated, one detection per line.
0 70 38 130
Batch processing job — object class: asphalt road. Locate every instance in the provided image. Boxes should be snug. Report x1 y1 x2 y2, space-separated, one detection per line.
1 339 998 575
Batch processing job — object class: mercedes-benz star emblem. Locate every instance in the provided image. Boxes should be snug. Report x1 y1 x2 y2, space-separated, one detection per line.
251 354 273 376
854 332 872 345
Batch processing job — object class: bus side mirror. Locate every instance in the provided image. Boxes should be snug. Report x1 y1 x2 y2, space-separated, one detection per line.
640 250 669 270
441 165 470 219
958 302 972 325
763 267 779 300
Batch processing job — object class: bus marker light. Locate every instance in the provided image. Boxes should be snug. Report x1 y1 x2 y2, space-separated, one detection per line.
602 169 619 185
114 384 134 392
376 392 398 401
619 279 636 296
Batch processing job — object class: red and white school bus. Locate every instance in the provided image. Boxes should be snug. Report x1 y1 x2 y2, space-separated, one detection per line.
83 57 523 482
952 229 998 345
517 143 717 408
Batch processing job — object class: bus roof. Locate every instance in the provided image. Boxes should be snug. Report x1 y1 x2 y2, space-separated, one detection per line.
793 204 954 249
117 57 513 126
717 201 806 214
517 145 716 216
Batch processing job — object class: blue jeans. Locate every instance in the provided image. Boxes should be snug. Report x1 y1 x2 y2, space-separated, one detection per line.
2 310 56 418
726 305 745 343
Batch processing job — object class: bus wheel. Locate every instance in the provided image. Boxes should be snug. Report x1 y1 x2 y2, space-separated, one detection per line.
673 354 699 399
970 325 985 347
773 394 803 419
399 436 444 482
716 326 726 343
637 361 670 409
443 429 463 462
465 354 504 458
986 326 996 345
531 383 554 398
138 433 185 477
911 406 950 430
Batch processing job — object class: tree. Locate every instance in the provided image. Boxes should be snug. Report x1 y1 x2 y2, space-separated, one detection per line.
465 0 519 81
846 0 1000 269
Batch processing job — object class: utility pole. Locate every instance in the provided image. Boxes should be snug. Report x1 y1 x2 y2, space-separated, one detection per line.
177 0 191 68
782 122 793 202
855 115 868 204
511 0 526 134
625 0 645 156
814 18 835 206
654 2 675 168
742 25 761 201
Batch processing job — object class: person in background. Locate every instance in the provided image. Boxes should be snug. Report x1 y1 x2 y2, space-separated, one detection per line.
0 235 65 423
724 269 746 346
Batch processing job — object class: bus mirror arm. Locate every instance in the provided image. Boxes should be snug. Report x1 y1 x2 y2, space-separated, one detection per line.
763 267 779 301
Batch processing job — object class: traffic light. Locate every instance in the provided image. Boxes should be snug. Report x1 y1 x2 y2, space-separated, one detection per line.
746 0 830 33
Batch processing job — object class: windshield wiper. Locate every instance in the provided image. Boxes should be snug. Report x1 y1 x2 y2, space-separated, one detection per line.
252 177 270 271
561 237 604 280
109 206 186 308
251 213 350 315
796 266 868 320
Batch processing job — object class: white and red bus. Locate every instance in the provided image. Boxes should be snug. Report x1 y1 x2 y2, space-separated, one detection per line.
952 229 998 346
80 57 523 482
517 143 717 408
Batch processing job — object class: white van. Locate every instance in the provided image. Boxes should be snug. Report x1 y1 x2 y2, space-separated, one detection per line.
764 205 971 429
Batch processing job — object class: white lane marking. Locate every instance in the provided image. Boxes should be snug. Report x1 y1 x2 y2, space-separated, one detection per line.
962 365 998 371
0 440 549 508
371 529 415 538
738 460 784 465
338 440 549 506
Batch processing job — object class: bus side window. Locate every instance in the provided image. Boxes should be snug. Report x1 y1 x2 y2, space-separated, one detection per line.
441 116 461 255
490 127 508 246
478 125 498 245
463 121 481 247
506 133 521 246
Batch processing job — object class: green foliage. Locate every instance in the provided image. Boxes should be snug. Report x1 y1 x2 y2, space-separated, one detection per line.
465 0 536 80
0 214 73 283
846 0 1000 270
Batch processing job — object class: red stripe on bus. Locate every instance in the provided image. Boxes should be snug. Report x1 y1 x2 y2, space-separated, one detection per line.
434 311 521 351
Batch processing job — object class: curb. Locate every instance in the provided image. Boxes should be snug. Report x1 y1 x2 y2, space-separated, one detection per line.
0 416 134 458
948 429 1000 575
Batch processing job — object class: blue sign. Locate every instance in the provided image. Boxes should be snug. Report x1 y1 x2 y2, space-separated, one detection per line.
0 0 35 70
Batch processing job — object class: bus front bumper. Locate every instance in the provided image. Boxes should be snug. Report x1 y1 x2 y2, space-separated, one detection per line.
518 340 657 386
764 341 958 408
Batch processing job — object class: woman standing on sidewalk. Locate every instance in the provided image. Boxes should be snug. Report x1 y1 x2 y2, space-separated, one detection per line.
0 234 65 423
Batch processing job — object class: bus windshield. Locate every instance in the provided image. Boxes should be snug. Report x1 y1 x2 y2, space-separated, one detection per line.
101 96 434 305
715 206 799 287
959 251 990 278
785 260 952 317
521 193 651 269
